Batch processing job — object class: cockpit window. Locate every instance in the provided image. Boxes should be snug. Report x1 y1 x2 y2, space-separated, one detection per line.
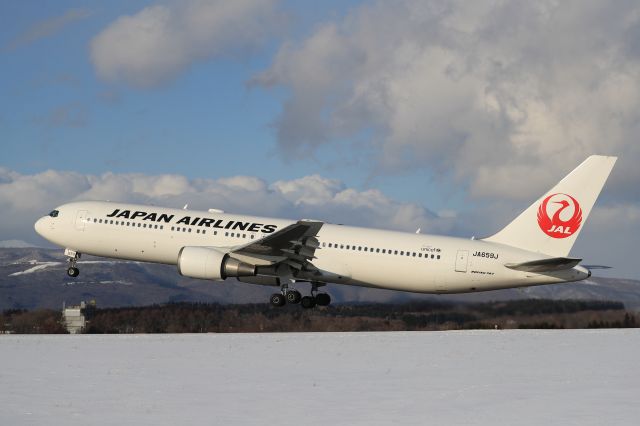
48 210 59 218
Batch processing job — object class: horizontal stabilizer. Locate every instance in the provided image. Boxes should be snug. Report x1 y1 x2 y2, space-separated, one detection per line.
581 265 612 270
505 257 582 273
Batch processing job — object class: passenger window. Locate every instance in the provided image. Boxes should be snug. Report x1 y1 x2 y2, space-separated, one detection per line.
364 247 368 252
340 244 344 249
376 249 380 253
437 255 441 259
250 234 254 239
412 252 416 257
419 253 422 258
358 247 362 251
225 232 229 237
382 249 386 254
431 254 434 259
188 228 191 233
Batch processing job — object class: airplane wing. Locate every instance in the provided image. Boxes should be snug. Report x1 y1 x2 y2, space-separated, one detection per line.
231 220 324 272
505 257 582 273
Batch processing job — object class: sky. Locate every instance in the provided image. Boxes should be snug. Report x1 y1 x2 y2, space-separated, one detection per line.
1 0 639 279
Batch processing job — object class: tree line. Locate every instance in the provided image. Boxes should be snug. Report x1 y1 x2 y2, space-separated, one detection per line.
1 299 637 334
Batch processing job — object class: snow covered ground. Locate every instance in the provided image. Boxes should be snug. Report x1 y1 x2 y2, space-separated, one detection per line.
1 330 639 425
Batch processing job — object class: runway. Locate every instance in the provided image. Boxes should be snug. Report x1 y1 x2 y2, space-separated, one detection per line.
1 330 639 425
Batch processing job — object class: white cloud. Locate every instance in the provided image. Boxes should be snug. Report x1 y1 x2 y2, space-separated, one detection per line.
254 0 640 202
91 0 283 87
272 175 343 206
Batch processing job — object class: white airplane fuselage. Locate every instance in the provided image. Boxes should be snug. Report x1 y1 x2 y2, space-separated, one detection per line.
34 200 589 294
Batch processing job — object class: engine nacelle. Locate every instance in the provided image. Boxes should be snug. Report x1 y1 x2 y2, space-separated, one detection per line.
177 246 255 281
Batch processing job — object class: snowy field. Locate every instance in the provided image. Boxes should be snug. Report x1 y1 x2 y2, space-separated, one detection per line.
1 330 639 425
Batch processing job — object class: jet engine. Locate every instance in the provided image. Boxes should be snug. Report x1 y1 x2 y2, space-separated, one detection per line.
177 246 255 280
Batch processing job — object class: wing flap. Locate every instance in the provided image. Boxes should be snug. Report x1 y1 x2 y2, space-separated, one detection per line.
505 257 582 272
230 220 323 274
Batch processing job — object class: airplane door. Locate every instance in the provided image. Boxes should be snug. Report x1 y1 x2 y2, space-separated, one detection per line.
455 250 468 272
75 210 88 231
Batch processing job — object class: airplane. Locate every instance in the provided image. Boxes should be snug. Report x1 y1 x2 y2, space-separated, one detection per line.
34 155 616 308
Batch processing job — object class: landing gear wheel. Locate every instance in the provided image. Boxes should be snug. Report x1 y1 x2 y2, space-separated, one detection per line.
64 249 81 278
286 290 302 304
270 293 286 307
301 296 316 309
315 293 331 306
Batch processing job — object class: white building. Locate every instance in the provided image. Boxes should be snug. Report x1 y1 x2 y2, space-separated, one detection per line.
62 301 95 334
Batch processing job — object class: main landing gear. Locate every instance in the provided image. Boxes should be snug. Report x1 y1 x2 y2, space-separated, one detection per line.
269 282 331 309
65 249 81 277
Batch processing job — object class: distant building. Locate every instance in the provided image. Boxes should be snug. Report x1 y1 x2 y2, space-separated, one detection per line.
62 301 96 334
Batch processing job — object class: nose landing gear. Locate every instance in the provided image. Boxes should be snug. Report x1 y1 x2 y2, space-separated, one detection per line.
64 249 81 277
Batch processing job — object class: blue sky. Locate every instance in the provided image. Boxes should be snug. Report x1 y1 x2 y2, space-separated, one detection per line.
2 0 445 204
1 1 639 279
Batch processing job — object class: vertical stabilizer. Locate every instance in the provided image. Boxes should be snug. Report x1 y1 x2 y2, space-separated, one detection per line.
483 155 617 257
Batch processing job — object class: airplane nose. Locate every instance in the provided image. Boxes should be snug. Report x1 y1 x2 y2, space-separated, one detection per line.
34 217 47 236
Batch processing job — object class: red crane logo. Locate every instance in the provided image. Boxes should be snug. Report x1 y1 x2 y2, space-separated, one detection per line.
537 193 582 239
